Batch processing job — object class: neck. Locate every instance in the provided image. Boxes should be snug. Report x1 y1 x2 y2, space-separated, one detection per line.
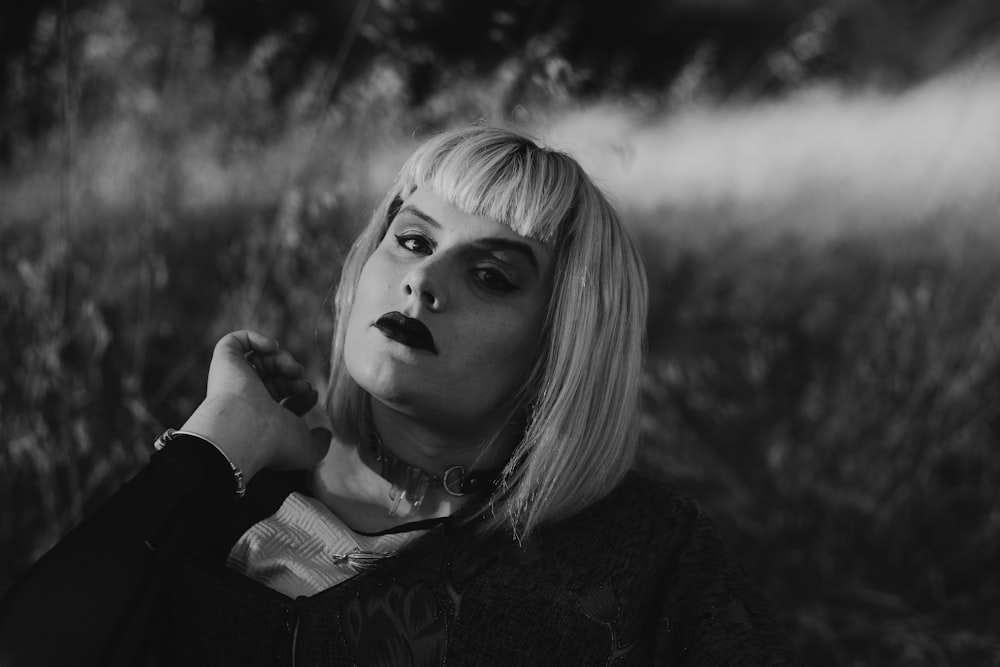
369 399 514 475
307 399 515 533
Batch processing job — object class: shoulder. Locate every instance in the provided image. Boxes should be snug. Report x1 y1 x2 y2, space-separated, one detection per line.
569 471 707 546
532 472 730 602
553 473 798 664
604 471 695 511
582 471 760 593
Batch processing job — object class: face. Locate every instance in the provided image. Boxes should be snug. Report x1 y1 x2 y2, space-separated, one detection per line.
344 188 554 437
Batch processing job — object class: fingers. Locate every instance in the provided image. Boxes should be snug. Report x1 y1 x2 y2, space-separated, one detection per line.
310 426 333 458
261 373 313 405
246 352 310 402
245 330 280 353
248 347 304 380
281 387 319 417
301 398 333 431
218 330 279 358
230 331 315 410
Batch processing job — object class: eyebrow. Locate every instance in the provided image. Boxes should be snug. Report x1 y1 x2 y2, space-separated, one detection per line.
473 239 541 273
397 205 541 273
397 204 441 229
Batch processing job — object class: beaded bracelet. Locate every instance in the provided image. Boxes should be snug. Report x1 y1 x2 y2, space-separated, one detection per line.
153 428 246 498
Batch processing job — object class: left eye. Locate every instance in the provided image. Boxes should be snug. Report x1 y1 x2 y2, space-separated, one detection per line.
395 234 432 254
473 267 517 292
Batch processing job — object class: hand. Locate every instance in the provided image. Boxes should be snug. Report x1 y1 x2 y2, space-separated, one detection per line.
180 331 331 479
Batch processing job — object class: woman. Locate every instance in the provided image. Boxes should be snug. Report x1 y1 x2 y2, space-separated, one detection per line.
0 125 794 665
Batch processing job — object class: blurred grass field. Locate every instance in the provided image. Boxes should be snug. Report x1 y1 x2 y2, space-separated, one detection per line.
2 47 1000 664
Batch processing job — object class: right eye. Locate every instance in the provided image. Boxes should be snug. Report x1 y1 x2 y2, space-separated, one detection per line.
395 234 432 255
472 267 518 293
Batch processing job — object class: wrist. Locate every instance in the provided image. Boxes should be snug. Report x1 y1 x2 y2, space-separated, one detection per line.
154 428 246 497
180 394 274 480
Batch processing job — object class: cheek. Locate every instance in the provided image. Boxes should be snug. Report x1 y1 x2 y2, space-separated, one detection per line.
471 309 544 377
353 259 391 312
345 263 382 348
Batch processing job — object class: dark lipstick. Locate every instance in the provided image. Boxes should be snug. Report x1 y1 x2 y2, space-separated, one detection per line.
374 312 438 354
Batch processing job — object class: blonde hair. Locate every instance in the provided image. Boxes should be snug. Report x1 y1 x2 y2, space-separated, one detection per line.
326 124 648 540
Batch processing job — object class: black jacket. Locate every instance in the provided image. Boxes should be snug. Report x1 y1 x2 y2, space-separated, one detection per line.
0 436 795 666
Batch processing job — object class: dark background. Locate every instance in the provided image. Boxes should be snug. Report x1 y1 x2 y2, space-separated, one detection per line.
2 1 1000 663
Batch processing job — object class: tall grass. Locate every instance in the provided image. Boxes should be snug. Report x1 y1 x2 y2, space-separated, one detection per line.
2 50 999 664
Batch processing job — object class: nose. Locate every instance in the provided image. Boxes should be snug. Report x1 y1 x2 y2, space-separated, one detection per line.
402 259 447 312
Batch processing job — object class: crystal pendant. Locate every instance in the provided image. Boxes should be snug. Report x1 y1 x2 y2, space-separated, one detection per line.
406 466 430 508
387 481 406 517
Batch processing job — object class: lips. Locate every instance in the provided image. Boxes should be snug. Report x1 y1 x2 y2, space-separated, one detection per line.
374 312 438 354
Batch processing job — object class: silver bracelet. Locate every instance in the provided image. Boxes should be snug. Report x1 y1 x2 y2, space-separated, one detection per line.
153 428 246 498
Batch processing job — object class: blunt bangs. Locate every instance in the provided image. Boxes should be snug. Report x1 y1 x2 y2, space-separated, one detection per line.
395 127 581 245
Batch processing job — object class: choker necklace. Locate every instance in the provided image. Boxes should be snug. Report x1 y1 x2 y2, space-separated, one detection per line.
369 428 503 516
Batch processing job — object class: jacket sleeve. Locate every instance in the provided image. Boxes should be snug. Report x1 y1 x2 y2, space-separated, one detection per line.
653 507 799 666
0 435 239 667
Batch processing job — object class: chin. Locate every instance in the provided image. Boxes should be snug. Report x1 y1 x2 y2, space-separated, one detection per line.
347 354 421 406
